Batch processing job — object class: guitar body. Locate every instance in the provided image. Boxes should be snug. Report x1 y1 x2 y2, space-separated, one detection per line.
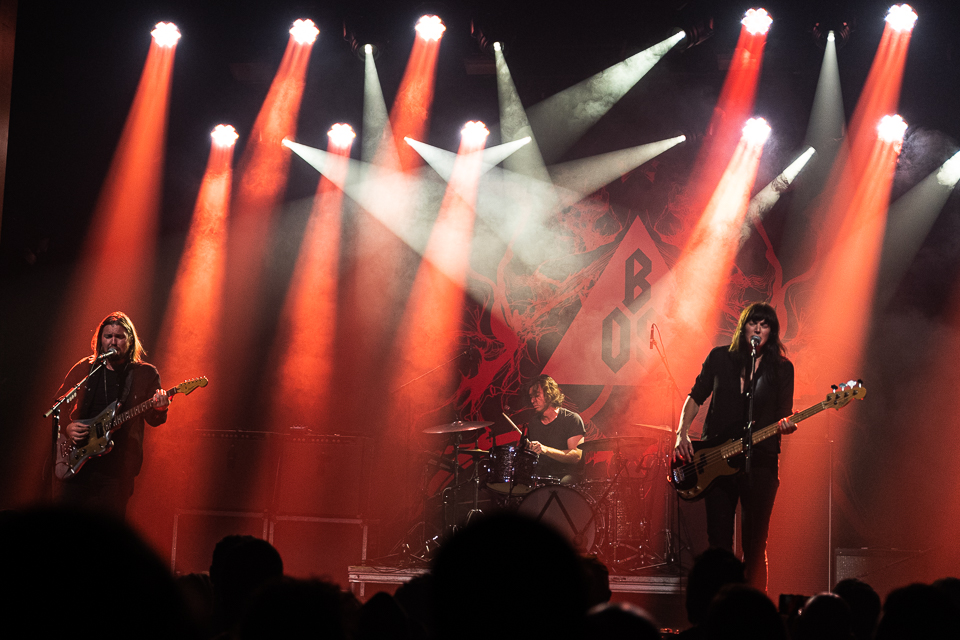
669 439 743 501
53 376 208 481
668 381 866 501
55 401 118 480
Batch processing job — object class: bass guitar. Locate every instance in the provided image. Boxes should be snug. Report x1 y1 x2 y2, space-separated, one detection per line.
668 381 865 501
55 377 208 480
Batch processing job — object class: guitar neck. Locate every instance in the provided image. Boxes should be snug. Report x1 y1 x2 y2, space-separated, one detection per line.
725 399 830 458
109 386 177 430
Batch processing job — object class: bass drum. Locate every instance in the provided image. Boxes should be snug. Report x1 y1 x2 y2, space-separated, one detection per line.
516 485 601 553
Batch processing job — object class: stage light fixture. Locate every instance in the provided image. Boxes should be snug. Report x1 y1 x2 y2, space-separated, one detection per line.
877 115 907 144
328 123 356 148
290 19 319 45
343 16 387 60
742 8 773 35
211 124 238 148
151 22 181 47
937 152 960 188
415 15 446 41
886 5 918 32
461 121 489 146
742 117 772 145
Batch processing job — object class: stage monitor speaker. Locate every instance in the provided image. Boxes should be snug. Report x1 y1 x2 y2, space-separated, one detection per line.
171 511 270 575
276 434 370 517
184 430 280 512
835 548 926 598
271 517 367 589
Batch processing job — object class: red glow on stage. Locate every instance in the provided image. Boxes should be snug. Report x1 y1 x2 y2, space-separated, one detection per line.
156 134 234 418
795 18 915 399
21 36 178 506
391 131 488 426
215 29 314 431
669 134 767 346
382 23 442 173
682 22 769 241
268 138 351 431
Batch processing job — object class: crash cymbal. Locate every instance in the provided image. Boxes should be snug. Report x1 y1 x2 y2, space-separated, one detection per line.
423 420 493 434
578 436 656 451
632 423 674 433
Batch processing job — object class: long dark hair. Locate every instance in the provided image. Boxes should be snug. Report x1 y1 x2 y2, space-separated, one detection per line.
528 374 564 408
729 303 786 359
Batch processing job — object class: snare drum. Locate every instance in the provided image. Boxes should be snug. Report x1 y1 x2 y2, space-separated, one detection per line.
484 444 539 495
516 485 601 553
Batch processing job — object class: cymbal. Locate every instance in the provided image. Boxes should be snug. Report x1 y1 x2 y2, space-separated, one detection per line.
579 436 656 451
423 420 493 434
632 423 674 433
457 449 489 457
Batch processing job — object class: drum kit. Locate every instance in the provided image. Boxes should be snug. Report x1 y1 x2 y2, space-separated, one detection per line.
415 418 677 571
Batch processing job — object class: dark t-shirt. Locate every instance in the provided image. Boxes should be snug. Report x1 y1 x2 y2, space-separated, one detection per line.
526 408 586 478
689 346 794 464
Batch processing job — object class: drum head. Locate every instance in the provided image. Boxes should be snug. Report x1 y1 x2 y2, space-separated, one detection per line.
516 485 599 553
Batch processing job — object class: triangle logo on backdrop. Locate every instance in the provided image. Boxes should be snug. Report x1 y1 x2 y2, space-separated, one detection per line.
544 217 676 386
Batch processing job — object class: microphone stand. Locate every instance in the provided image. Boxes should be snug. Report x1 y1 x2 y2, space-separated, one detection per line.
744 340 760 476
43 355 111 419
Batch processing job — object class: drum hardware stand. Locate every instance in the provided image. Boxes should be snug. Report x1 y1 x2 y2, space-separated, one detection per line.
649 324 687 574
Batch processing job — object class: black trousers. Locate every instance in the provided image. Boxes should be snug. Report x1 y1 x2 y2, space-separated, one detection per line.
703 463 780 591
56 471 134 519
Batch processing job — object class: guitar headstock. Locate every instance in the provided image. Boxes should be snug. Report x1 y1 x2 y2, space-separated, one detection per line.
824 379 866 409
174 377 209 396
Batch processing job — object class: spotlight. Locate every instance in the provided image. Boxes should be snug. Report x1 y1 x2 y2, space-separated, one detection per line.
415 15 446 41
812 17 854 50
328 123 356 148
937 152 960 188
290 19 319 45
742 8 773 36
742 117 772 146
461 121 489 146
151 22 181 48
877 115 907 144
211 124 238 148
885 5 918 32
470 16 512 55
343 16 388 60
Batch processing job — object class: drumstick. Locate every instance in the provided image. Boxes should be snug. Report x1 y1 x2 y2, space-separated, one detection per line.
502 412 523 435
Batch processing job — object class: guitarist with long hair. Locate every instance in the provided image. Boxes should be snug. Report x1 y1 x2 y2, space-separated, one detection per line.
671 302 797 592
53 311 170 517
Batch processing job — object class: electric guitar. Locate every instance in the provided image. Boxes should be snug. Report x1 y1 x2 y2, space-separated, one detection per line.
55 377 208 480
668 381 866 501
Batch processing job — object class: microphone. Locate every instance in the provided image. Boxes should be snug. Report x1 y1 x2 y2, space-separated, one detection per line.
750 335 761 347
649 325 655 350
97 348 118 361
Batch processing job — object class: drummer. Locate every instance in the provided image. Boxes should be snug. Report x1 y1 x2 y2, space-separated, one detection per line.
525 375 586 485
